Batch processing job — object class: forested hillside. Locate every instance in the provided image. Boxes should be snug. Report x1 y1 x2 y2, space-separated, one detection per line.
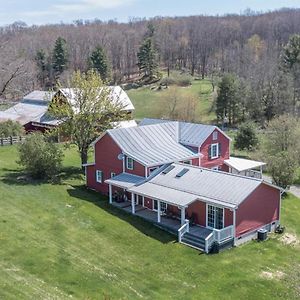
0 9 300 124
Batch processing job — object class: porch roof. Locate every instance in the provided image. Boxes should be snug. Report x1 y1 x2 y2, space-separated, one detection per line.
224 157 266 172
105 173 145 189
128 182 198 208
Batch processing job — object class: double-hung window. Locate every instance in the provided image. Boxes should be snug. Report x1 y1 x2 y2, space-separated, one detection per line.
96 170 103 183
126 157 134 170
210 143 219 159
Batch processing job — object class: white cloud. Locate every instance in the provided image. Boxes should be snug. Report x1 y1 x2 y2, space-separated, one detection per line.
11 0 136 23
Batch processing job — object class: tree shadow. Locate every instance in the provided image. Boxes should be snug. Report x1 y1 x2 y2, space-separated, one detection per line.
67 185 177 244
1 166 83 186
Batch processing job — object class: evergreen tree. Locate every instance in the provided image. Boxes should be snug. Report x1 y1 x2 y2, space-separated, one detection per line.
234 122 259 151
52 37 68 77
35 49 49 87
215 74 242 126
89 46 110 82
137 37 158 80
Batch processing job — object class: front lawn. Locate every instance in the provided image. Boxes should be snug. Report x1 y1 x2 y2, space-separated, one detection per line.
0 146 300 299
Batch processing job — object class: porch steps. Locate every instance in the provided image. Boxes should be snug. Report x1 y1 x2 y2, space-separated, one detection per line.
181 232 206 251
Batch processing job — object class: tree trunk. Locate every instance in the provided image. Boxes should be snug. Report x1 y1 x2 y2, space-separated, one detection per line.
80 149 88 171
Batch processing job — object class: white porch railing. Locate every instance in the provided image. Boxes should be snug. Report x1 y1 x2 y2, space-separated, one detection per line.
213 225 234 243
248 170 262 179
205 232 215 253
178 219 190 243
205 225 234 253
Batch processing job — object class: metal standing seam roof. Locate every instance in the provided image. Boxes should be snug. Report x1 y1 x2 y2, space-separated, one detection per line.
224 157 266 172
59 86 134 112
105 173 145 189
129 163 271 208
108 122 199 167
139 118 231 147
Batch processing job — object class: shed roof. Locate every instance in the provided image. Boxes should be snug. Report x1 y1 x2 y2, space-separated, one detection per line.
129 163 276 208
139 118 231 147
105 173 145 189
224 157 266 172
108 122 199 167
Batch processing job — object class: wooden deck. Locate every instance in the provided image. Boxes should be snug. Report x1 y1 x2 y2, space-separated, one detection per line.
112 201 181 233
112 201 213 238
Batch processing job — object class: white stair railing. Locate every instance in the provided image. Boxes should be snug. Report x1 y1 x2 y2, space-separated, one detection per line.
178 219 190 243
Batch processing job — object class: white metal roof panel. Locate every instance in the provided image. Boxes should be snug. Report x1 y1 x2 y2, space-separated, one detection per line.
139 118 219 146
108 122 199 166
224 157 266 172
129 182 198 207
146 163 264 207
105 173 145 189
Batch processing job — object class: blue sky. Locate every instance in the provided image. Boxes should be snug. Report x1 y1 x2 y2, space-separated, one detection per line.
0 0 299 26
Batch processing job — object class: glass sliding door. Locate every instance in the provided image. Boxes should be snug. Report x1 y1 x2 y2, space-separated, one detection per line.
207 205 224 229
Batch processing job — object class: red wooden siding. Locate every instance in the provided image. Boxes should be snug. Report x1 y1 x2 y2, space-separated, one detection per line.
125 155 146 177
144 197 153 209
235 183 280 237
224 208 233 227
200 129 230 169
86 133 124 194
186 200 206 226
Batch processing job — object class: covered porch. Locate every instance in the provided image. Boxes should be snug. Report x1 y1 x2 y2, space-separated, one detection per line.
224 156 266 179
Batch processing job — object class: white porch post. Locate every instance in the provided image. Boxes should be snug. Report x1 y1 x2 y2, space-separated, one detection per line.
109 184 112 204
131 193 135 214
157 200 161 223
181 207 185 225
233 209 236 246
260 165 263 179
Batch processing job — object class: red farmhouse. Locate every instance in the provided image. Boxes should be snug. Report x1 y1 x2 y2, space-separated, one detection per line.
84 119 281 253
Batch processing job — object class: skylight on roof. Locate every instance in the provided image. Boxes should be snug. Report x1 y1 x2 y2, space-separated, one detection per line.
175 168 189 178
162 165 175 175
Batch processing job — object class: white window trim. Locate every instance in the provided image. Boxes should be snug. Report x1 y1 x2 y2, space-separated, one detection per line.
153 199 167 212
206 203 224 230
211 143 219 159
153 199 158 212
126 157 134 170
96 170 103 183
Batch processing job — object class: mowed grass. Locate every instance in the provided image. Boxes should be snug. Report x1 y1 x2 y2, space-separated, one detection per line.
127 78 215 123
1 146 300 299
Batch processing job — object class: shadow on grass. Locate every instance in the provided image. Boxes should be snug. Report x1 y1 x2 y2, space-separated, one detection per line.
1 166 83 186
67 185 176 244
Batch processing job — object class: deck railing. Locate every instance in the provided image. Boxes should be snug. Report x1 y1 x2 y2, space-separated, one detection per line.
205 232 215 253
178 219 189 243
248 170 262 179
213 225 234 243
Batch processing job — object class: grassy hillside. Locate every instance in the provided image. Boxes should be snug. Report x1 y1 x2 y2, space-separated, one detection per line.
127 78 215 123
1 146 300 299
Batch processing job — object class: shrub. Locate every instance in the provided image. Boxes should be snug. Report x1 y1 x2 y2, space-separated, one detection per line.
234 122 259 151
0 120 24 137
18 133 64 179
267 151 297 189
160 73 192 87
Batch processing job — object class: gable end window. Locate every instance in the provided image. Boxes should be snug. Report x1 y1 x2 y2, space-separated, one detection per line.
96 170 103 183
210 143 219 159
126 157 134 170
212 131 218 140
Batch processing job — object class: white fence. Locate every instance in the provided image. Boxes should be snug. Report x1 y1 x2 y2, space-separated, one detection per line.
0 136 26 146
178 219 190 243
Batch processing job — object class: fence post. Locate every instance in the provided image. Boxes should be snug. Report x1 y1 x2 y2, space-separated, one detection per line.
10 136 13 145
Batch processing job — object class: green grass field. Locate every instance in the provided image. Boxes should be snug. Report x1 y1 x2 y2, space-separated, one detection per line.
1 145 300 299
127 78 215 123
